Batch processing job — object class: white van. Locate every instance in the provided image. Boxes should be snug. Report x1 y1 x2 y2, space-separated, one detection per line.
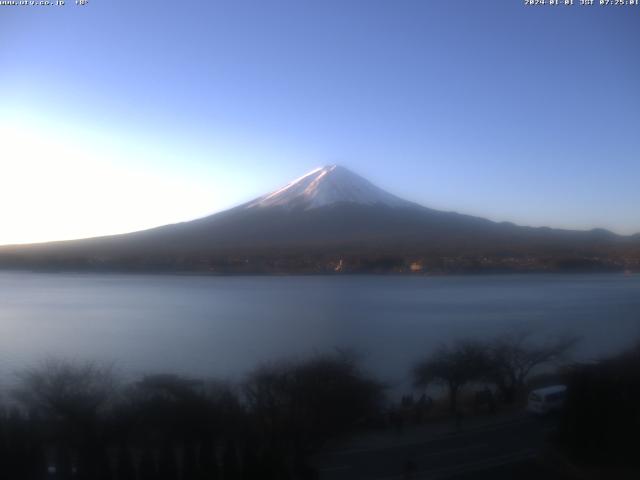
527 385 567 415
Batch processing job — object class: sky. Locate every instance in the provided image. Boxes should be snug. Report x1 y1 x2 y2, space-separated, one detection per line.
1 0 639 245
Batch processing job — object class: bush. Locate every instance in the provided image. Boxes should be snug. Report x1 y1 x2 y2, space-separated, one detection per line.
558 344 640 466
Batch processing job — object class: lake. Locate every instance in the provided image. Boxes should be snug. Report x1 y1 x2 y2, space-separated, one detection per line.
1 272 639 392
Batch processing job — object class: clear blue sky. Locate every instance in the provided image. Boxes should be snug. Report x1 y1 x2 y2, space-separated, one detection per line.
1 0 639 244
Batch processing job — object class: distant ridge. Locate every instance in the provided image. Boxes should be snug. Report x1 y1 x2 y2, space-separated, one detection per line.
0 165 639 274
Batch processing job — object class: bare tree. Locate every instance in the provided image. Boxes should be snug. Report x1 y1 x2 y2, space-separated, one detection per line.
245 351 384 450
13 357 118 421
487 331 578 403
12 358 119 479
413 340 491 414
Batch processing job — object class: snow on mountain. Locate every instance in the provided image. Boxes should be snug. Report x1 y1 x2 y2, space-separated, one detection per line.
245 165 416 210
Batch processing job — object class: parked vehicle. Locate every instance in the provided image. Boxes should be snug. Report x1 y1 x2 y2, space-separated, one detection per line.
527 385 567 415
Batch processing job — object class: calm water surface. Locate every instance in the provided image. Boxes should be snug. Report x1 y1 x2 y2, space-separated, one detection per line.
1 272 639 390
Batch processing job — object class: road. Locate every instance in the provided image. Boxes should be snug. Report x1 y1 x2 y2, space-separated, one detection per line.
314 413 570 480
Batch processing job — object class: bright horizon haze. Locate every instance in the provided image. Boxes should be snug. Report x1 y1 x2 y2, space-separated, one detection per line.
1 0 639 245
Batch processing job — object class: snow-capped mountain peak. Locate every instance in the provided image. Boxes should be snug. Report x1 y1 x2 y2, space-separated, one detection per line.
245 165 415 210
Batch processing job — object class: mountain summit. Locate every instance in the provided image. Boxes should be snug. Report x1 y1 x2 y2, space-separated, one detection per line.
244 165 415 210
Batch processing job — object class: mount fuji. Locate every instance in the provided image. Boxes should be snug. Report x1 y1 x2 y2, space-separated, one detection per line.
0 165 637 273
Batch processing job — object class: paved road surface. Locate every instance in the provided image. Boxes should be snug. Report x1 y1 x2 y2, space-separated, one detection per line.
314 413 568 480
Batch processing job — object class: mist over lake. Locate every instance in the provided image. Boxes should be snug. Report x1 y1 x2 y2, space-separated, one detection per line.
1 272 639 391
